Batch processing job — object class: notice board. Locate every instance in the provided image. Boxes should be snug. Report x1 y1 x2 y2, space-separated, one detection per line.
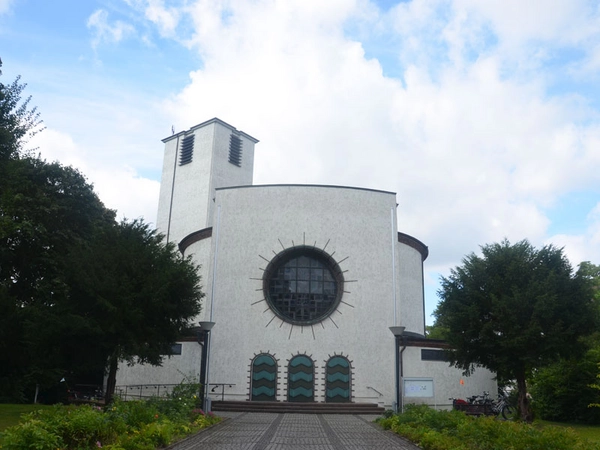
403 378 434 398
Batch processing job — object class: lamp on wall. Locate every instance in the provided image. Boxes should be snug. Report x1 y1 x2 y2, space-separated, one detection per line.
389 326 405 413
198 321 216 411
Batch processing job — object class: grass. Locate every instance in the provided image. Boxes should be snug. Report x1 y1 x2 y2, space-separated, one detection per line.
0 404 53 431
538 420 600 445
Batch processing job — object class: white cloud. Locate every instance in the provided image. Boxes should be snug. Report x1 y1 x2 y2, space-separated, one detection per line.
157 1 600 270
144 0 180 37
0 0 14 15
455 0 597 45
30 123 162 226
15 0 600 322
87 9 135 48
550 201 600 266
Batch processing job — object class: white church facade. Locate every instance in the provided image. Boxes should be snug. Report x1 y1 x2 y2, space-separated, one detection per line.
114 117 496 410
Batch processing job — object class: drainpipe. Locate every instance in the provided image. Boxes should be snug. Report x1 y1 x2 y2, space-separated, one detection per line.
399 336 407 413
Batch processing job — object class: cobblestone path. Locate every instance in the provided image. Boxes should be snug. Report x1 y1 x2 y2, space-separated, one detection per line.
170 412 421 450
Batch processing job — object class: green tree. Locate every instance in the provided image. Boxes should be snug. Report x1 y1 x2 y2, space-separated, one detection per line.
0 59 44 160
0 66 204 402
434 239 598 422
529 262 600 423
64 219 203 402
425 323 449 340
0 157 114 401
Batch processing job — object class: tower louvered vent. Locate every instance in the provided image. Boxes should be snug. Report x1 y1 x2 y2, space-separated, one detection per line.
179 135 194 165
229 134 242 167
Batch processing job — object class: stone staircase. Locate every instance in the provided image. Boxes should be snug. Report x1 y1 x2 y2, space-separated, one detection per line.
211 400 386 415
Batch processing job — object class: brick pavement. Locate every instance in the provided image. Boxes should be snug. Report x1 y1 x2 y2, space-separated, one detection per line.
169 412 421 450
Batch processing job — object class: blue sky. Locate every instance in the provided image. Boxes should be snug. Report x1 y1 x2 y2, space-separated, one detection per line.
2 0 600 324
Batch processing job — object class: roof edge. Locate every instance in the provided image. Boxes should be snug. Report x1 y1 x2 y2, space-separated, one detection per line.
398 231 429 261
216 183 396 196
163 118 259 144
179 227 213 255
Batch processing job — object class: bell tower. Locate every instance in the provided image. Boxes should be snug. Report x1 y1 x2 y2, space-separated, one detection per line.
156 118 258 245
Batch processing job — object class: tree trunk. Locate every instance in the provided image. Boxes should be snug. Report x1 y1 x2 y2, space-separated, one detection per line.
516 373 533 423
104 353 118 405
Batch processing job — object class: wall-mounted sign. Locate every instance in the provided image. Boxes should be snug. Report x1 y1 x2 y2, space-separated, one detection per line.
403 378 434 398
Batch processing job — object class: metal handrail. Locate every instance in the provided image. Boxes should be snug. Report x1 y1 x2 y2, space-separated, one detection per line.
114 383 182 401
209 383 236 401
366 386 383 397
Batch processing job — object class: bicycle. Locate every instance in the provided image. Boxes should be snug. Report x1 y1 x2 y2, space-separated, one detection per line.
451 391 515 420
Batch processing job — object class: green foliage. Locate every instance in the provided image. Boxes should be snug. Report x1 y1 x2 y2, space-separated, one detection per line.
1 419 63 450
377 404 599 450
68 220 204 400
0 404 53 431
434 240 598 421
0 157 115 401
531 351 600 423
0 66 204 402
529 262 600 424
146 377 201 423
425 324 448 340
0 386 221 450
0 63 44 160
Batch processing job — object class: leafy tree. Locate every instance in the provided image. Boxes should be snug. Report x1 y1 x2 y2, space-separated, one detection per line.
529 262 600 423
531 343 600 423
425 324 449 340
0 65 204 402
63 219 204 402
434 240 598 422
0 156 114 401
0 59 44 160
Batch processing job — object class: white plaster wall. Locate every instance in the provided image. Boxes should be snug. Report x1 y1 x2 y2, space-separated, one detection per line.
402 346 497 410
157 125 215 244
203 185 409 405
397 245 426 335
156 136 178 236
207 126 254 227
156 120 256 246
184 237 213 323
115 342 202 387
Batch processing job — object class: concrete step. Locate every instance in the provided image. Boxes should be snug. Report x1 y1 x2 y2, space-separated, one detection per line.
211 400 385 415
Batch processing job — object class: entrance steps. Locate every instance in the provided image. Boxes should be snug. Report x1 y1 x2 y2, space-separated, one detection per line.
211 400 385 415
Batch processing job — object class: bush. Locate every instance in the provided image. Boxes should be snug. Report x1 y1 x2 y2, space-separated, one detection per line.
145 377 201 424
530 347 600 423
377 404 599 450
1 419 64 450
0 382 221 450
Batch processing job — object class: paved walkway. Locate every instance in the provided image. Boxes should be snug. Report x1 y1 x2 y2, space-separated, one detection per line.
170 412 421 450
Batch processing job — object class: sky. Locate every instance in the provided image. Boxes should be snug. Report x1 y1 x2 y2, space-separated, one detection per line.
2 0 600 325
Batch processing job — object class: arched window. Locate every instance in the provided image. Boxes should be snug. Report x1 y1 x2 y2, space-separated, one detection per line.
325 355 351 403
288 355 314 402
250 354 277 401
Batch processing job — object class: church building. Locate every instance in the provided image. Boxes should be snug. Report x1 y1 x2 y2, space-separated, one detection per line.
114 117 496 410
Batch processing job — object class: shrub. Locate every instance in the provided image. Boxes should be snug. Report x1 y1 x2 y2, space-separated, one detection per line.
1 405 117 450
378 404 600 450
1 390 221 449
530 350 600 423
106 399 158 429
1 419 64 450
145 377 201 424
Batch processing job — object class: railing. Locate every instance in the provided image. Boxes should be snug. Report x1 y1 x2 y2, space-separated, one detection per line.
209 383 236 401
115 384 180 401
366 386 383 397
115 383 237 402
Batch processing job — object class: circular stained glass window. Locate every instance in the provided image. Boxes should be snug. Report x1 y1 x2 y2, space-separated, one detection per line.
263 246 344 325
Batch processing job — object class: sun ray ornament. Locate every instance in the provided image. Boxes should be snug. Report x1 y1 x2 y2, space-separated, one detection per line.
252 234 355 339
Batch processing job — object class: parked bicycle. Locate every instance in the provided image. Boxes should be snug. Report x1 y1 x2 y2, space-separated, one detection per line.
451 391 515 420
